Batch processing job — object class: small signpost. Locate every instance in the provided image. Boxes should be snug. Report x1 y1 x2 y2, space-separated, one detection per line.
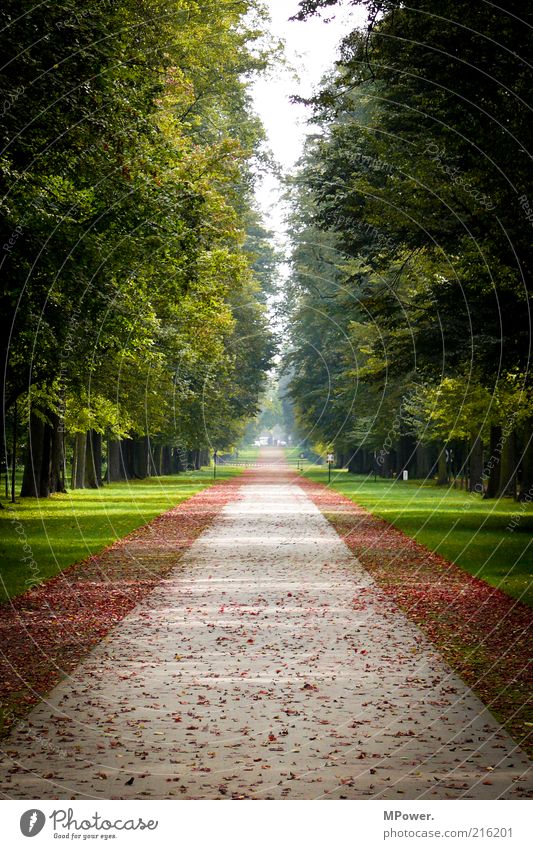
213 450 218 480
327 452 334 483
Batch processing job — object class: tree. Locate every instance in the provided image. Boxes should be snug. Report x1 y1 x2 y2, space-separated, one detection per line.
1 0 277 498
285 1 533 495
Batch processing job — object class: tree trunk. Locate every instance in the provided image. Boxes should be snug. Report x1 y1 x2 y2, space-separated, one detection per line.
485 425 502 499
397 435 415 477
378 450 390 478
10 400 17 502
21 410 46 497
153 444 163 476
107 438 126 482
73 431 87 489
188 448 201 470
133 436 150 478
0 405 6 500
497 428 517 498
120 438 135 479
49 414 66 494
85 430 101 489
436 444 448 486
347 448 361 474
468 433 484 493
518 426 533 501
415 442 431 479
39 421 52 498
161 445 172 475
172 447 186 473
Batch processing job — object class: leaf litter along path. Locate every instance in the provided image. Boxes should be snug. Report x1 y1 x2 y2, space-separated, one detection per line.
0 451 531 800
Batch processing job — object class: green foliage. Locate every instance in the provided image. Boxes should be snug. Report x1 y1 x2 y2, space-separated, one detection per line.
1 0 277 484
285 1 533 482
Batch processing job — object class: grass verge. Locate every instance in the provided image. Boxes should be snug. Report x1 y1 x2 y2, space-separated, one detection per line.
0 467 243 602
299 466 533 607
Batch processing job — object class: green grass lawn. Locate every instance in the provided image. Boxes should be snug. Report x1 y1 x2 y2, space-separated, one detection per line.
220 445 259 463
299 464 533 607
0 466 243 603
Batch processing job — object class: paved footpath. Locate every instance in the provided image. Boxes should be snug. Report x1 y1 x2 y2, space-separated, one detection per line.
1 453 531 799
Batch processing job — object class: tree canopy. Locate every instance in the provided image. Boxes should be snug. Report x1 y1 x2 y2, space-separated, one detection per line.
284 0 532 497
1 0 277 496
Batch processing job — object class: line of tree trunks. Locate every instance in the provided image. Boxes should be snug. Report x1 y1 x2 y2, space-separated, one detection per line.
20 410 46 497
85 430 101 489
518 424 533 501
161 445 172 475
497 429 517 498
21 409 66 497
172 447 187 472
107 437 126 482
415 442 433 479
436 444 448 486
71 431 86 489
188 448 200 470
49 413 66 494
468 434 484 493
17 424 217 497
485 425 502 499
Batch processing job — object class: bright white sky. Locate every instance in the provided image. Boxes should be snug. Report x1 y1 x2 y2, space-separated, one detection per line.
251 0 366 242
